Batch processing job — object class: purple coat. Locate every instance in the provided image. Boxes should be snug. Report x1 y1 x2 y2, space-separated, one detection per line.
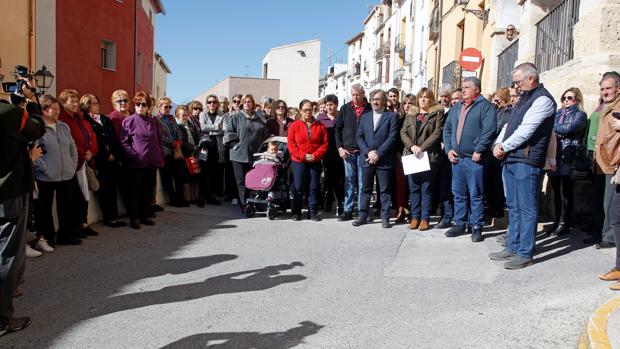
120 113 165 168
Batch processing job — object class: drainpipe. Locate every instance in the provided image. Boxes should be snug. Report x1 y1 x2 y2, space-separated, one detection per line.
28 0 35 70
435 0 443 95
133 0 138 97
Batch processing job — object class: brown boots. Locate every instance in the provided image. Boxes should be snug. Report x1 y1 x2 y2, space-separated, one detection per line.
408 219 429 231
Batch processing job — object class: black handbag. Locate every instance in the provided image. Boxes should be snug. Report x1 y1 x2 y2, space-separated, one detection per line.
570 126 592 181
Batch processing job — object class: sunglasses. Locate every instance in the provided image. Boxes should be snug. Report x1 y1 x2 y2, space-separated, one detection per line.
163 105 172 109
193 108 204 111
276 106 286 109
562 95 575 101
206 100 218 104
232 100 240 103
135 102 148 107
116 99 129 104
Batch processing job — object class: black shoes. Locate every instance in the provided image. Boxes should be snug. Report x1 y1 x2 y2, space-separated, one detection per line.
352 217 366 227
471 229 483 242
489 248 515 261
129 219 141 230
56 236 82 245
292 214 302 221
104 220 127 228
434 220 452 229
151 204 164 212
309 214 321 222
504 255 534 270
596 241 616 249
206 197 221 206
81 226 99 236
445 226 464 238
140 218 156 226
338 212 353 221
0 316 31 337
583 236 601 244
382 219 391 229
549 222 570 237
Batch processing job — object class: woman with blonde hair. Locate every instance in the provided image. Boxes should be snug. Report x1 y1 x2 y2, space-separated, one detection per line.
224 94 268 212
546 87 587 236
400 88 445 231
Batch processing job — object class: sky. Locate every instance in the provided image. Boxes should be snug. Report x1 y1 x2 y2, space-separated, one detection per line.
155 1 372 103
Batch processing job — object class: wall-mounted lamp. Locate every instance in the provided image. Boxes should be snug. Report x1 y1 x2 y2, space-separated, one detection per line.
457 0 489 25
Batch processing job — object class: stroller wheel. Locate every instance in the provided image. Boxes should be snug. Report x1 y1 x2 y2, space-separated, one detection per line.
245 204 256 218
267 209 276 220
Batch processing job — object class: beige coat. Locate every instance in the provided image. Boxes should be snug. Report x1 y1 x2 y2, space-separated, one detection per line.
400 105 445 163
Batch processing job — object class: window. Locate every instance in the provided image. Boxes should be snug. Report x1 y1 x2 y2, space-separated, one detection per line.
136 52 142 84
101 40 116 70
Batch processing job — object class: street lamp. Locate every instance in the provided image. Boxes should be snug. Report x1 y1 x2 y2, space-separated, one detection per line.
33 65 54 93
457 0 489 25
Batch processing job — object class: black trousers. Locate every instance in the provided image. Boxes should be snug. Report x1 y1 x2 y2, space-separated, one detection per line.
95 161 121 222
34 179 76 243
0 195 28 327
199 145 223 201
322 158 344 208
549 175 574 225
231 161 253 205
160 155 185 204
70 174 89 227
360 165 392 220
485 156 505 216
127 166 156 220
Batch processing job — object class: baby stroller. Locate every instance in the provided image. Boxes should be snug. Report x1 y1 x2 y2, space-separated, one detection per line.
245 137 291 219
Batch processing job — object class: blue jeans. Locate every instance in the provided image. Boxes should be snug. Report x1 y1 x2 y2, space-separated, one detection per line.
451 157 485 229
408 170 431 220
343 153 362 213
503 162 543 258
290 161 322 215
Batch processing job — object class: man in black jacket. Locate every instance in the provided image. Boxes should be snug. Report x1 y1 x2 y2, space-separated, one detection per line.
0 101 45 336
334 84 372 221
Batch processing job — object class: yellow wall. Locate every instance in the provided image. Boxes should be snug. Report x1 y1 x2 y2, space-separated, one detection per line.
0 1 33 99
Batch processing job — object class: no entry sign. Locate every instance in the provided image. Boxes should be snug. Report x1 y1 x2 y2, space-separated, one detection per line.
459 48 483 71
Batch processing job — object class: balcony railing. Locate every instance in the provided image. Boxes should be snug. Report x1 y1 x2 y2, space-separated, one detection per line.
375 44 387 59
441 60 462 89
497 39 519 88
394 34 405 58
535 0 580 73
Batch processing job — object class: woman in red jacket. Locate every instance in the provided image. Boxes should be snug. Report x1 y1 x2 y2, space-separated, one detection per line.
287 99 328 221
58 89 99 239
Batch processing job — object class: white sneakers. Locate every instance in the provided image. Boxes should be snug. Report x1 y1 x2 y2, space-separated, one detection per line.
34 239 54 253
25 245 42 258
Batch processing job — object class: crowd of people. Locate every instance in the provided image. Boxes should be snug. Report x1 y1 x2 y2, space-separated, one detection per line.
1 61 620 336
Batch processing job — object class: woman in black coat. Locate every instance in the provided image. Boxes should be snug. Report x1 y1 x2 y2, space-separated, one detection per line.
81 94 126 227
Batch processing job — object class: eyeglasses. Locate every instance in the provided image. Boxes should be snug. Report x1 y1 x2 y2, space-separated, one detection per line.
206 100 218 104
232 100 240 104
562 95 575 101
115 99 128 104
135 102 148 107
276 105 286 109
512 79 523 87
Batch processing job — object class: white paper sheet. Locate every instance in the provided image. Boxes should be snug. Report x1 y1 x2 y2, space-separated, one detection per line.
402 152 431 175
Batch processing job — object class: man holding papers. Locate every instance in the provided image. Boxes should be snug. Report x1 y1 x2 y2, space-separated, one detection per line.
442 77 497 242
352 90 398 229
400 88 445 231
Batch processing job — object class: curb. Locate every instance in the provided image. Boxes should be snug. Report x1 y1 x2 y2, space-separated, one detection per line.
579 297 620 349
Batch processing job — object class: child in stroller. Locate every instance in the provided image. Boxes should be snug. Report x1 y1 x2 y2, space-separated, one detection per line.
244 137 290 219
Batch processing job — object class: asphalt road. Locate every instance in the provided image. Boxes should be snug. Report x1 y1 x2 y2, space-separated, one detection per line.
2 204 617 348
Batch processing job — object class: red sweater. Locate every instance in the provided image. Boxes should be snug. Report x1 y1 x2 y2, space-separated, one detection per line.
287 119 328 163
59 109 98 171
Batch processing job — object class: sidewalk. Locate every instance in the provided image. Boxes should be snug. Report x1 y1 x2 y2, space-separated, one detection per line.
580 297 620 349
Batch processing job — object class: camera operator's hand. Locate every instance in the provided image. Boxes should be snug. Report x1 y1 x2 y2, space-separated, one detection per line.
84 150 93 161
30 145 43 162
19 78 36 100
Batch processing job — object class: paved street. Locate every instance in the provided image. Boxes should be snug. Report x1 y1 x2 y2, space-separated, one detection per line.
3 204 618 348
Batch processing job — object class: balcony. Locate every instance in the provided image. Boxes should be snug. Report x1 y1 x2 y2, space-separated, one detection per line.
374 13 385 33
394 34 405 58
497 39 519 88
535 0 580 73
375 44 387 60
370 77 382 87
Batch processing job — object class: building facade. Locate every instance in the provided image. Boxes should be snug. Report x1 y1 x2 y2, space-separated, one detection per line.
194 77 280 105
318 63 348 107
153 52 171 101
262 39 320 108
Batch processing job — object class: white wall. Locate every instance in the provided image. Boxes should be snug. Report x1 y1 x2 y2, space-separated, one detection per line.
262 40 320 107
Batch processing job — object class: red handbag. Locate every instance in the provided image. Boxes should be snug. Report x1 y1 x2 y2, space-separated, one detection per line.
185 156 201 175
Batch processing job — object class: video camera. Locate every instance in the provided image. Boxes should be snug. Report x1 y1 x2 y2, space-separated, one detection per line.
1 65 38 106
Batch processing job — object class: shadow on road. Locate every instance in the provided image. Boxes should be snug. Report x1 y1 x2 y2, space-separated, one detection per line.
533 229 591 264
160 321 324 349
